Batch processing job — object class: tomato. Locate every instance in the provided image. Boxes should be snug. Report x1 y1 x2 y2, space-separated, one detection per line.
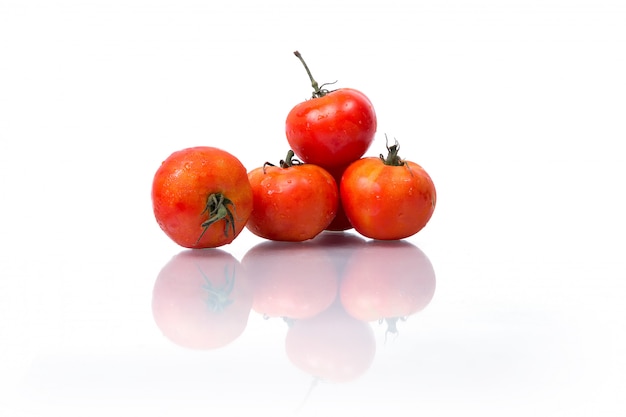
241 240 339 320
246 150 338 242
151 249 253 350
284 301 376 383
285 51 377 169
151 146 253 249
340 141 436 240
339 240 436 335
324 164 353 231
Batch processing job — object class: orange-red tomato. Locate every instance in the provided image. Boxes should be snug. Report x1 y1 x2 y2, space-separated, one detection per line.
151 146 253 248
339 240 436 334
285 52 377 169
246 151 338 242
241 240 339 320
323 164 353 232
340 142 436 240
151 249 253 350
284 301 376 383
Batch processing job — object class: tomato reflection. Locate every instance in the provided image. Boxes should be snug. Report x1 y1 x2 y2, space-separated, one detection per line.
241 239 340 320
152 249 253 350
307 231 368 275
285 300 376 383
150 234 435 387
339 240 436 335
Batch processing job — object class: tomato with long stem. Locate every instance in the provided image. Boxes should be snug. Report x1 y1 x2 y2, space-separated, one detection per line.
286 51 377 169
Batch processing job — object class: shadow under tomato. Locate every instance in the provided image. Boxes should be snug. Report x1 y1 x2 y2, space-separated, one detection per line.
339 240 436 336
151 249 253 350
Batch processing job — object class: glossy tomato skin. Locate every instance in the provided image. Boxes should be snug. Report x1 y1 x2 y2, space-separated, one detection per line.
246 163 338 242
285 88 377 169
152 146 253 249
340 157 436 240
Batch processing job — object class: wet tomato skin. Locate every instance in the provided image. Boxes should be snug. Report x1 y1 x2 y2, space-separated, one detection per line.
246 162 338 242
340 157 436 240
286 88 377 169
151 146 253 249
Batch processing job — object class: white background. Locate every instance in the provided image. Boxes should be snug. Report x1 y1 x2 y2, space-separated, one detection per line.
1 0 625 416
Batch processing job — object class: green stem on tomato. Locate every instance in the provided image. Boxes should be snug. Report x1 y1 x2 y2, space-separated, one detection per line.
379 136 405 166
294 50 326 99
197 192 236 244
279 149 302 168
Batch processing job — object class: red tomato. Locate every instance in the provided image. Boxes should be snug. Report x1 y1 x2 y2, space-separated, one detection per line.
284 301 376 383
341 141 436 240
324 164 353 231
285 51 377 169
241 240 339 320
151 249 253 350
152 146 253 249
339 240 436 335
246 151 338 242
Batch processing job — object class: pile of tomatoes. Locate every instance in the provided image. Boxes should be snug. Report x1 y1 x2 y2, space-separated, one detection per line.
151 52 437 249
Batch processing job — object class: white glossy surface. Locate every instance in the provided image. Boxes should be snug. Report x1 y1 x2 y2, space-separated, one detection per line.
2 1 626 416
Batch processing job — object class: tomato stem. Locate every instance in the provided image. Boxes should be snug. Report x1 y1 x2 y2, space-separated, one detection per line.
279 149 302 168
197 192 237 244
262 150 303 172
294 50 326 99
379 136 405 166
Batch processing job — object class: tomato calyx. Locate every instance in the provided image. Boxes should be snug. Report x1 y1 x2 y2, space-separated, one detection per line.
379 137 406 167
263 149 303 172
198 193 237 244
294 50 337 99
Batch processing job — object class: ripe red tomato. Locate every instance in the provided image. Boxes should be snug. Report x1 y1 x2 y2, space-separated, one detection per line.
285 51 377 169
341 141 436 240
246 151 338 242
284 301 376 383
151 146 253 249
339 240 436 335
241 240 339 320
324 164 353 231
151 249 253 350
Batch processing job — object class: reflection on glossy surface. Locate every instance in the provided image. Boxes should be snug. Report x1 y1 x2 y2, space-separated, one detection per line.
151 249 253 350
285 300 376 383
307 231 368 274
241 239 340 320
150 232 435 385
339 240 436 334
